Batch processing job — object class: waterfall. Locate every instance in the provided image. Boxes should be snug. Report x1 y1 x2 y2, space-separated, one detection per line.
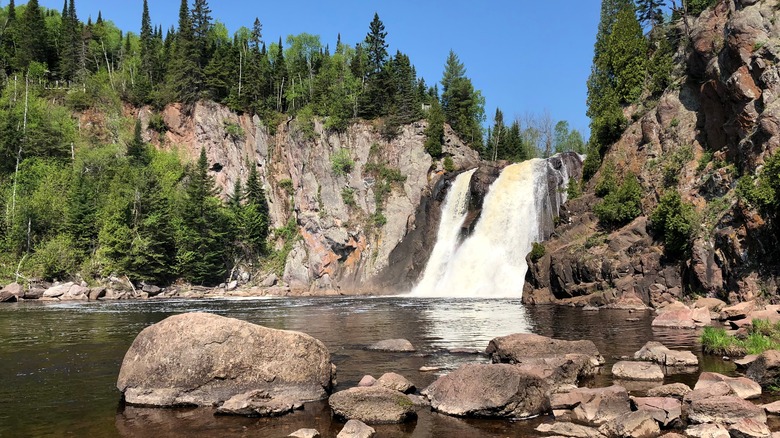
411 155 578 298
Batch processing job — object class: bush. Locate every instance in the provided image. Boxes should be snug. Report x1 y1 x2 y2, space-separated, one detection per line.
594 173 642 227
443 156 455 172
566 176 582 200
331 149 354 176
650 190 696 256
31 234 79 281
529 242 546 262
701 319 780 357
663 145 693 187
594 161 617 197
341 187 356 206
223 120 244 140
148 113 167 133
279 178 294 196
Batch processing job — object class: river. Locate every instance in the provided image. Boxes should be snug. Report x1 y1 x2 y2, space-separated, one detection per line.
0 297 725 437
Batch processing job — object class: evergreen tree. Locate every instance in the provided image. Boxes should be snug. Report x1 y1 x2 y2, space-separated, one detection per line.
127 120 148 165
167 0 201 105
440 51 485 148
0 0 17 73
127 169 176 283
243 165 269 254
359 13 389 118
190 0 213 70
66 172 97 256
424 99 445 158
636 0 665 28
16 0 49 70
271 37 286 112
139 0 153 79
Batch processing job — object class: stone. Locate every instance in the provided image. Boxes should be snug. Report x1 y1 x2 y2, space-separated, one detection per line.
23 288 44 299
422 363 550 419
88 287 106 301
328 386 416 424
647 382 692 399
1 282 24 298
116 312 334 408
260 273 278 288
747 350 780 387
631 396 682 427
226 281 238 292
367 339 415 352
0 290 17 302
336 419 375 438
215 390 299 416
513 353 601 388
611 361 664 380
486 333 604 365
535 422 605 438
721 301 756 320
288 429 320 438
686 396 766 425
43 282 73 298
762 400 780 415
684 381 734 405
651 307 696 328
736 355 759 369
633 341 698 367
358 375 376 387
694 297 727 312
406 394 430 407
141 283 162 295
598 410 660 438
44 283 89 301
550 385 631 426
694 372 761 400
375 372 415 394
685 423 730 438
728 418 771 438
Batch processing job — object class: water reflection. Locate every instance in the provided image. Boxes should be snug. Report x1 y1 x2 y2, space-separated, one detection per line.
0 297 725 438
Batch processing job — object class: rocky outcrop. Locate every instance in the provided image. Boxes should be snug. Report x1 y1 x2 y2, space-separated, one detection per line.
524 0 780 307
116 312 335 410
746 349 780 387
422 363 550 419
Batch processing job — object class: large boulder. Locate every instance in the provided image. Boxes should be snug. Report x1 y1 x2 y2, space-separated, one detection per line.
514 353 601 388
1 282 24 299
720 301 756 320
422 363 550 419
633 341 698 368
486 333 603 362
694 372 761 400
611 361 664 380
0 290 17 302
631 396 682 427
550 385 631 426
328 386 416 424
686 396 766 425
746 350 780 388
116 312 335 408
651 306 697 328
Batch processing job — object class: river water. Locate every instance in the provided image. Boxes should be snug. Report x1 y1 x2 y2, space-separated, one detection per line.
0 297 725 437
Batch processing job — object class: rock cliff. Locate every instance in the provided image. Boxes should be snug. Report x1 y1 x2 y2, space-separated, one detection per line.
139 102 479 293
525 0 780 307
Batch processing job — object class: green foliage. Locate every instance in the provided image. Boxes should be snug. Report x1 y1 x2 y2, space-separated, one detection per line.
701 326 746 356
279 178 294 196
341 187 356 206
443 156 455 172
701 320 780 357
424 99 445 158
663 145 693 187
223 120 244 140
585 232 608 249
441 50 485 149
331 149 354 176
371 212 387 227
647 27 675 96
582 143 602 182
31 234 79 281
594 172 642 227
737 153 780 218
650 190 696 257
529 242 546 262
686 0 718 16
566 177 582 200
697 151 713 173
148 113 167 133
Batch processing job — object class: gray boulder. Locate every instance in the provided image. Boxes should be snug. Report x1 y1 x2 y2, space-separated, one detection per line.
328 386 416 424
117 312 335 408
647 382 692 399
422 363 549 419
288 429 320 438
685 423 730 438
358 375 376 387
0 290 17 302
367 339 415 352
375 372 415 394
633 341 698 368
1 282 23 298
336 419 375 438
611 361 664 380
486 333 604 366
550 385 631 426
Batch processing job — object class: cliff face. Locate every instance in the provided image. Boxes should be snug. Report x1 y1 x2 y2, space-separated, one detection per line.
524 0 780 307
139 102 479 293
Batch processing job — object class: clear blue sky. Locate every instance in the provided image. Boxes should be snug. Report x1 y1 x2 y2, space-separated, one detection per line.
35 0 601 136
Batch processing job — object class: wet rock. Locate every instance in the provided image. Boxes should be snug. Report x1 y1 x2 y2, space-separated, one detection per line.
117 312 334 408
728 418 771 438
694 372 761 400
288 429 320 438
611 361 664 380
423 363 550 419
367 339 415 352
88 287 106 301
23 287 44 299
336 419 375 438
406 394 430 407
141 283 162 296
684 381 735 406
358 375 376 387
550 385 631 426
686 395 766 425
746 350 780 387
0 290 17 302
42 282 73 298
535 422 605 438
647 382 692 399
486 333 604 365
328 386 416 424
215 390 300 416
633 341 699 367
598 410 660 438
631 396 682 427
375 372 415 394
514 353 601 388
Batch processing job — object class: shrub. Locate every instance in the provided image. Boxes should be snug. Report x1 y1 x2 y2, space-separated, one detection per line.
223 120 244 140
566 176 582 200
701 319 780 356
529 242 546 262
594 161 617 197
663 145 693 187
594 173 642 227
650 190 696 256
279 178 294 195
31 234 79 281
443 156 455 172
700 326 745 356
148 113 167 133
341 187 356 206
331 149 354 176
372 212 387 227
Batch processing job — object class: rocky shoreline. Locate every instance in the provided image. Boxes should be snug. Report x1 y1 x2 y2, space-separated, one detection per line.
113 311 780 438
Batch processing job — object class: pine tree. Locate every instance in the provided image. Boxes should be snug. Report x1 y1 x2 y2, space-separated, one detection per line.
243 165 269 254
440 51 485 149
636 0 665 28
190 0 212 70
359 13 389 118
127 169 176 283
139 0 153 78
127 120 148 165
167 0 201 105
424 99 445 158
16 0 49 70
59 0 79 81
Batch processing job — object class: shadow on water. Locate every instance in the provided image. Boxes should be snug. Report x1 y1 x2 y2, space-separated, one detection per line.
0 297 735 437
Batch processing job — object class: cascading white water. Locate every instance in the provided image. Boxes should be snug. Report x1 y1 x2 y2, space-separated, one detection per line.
412 157 573 298
412 168 477 295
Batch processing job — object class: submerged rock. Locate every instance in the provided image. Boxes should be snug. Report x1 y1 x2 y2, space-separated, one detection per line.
116 312 335 409
215 390 301 416
336 419 375 438
611 361 664 381
367 339 415 352
423 363 550 419
328 386 416 424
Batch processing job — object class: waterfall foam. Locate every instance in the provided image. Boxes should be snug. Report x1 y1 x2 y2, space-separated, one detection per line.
412 156 576 298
